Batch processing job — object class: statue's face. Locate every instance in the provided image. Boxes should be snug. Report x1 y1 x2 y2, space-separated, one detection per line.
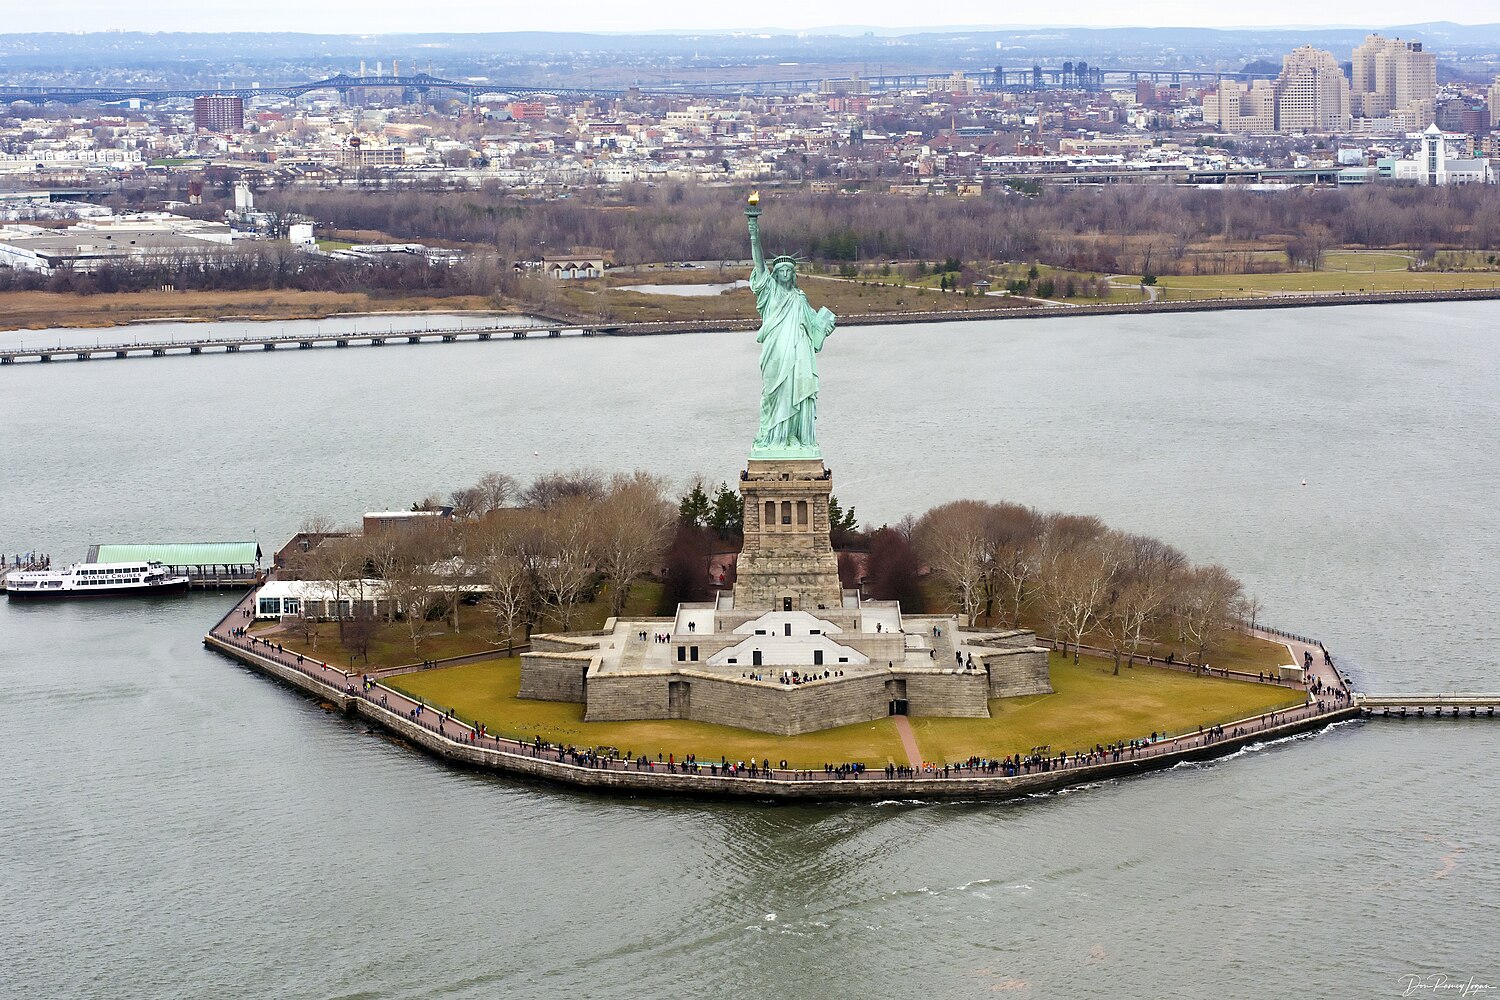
772 260 795 286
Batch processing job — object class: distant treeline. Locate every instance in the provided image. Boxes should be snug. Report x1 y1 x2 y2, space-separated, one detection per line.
261 182 1500 275
0 247 516 298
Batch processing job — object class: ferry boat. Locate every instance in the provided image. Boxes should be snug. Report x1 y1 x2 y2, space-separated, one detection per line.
5 560 190 600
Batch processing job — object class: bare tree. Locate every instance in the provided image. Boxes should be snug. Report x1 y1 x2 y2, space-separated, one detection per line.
1097 534 1183 674
535 496 597 631
383 531 443 658
522 469 605 510
435 521 473 633
301 535 366 639
343 606 378 665
451 471 517 520
989 502 1045 627
592 471 675 617
913 500 994 625
479 523 533 655
1039 530 1124 664
1243 593 1264 633
1173 564 1245 667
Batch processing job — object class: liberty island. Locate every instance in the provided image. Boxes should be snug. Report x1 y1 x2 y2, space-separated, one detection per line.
187 197 1428 800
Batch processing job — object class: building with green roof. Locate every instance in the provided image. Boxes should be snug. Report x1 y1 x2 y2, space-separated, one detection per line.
86 542 262 586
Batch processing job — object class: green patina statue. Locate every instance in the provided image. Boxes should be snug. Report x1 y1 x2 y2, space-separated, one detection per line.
745 192 836 460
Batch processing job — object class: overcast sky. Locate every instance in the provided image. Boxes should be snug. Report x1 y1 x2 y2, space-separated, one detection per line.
7 2 1490 33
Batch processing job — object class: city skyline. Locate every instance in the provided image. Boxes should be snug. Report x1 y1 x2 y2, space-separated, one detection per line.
6 2 1499 35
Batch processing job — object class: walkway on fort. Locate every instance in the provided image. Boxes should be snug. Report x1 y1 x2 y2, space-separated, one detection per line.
208 587 1352 791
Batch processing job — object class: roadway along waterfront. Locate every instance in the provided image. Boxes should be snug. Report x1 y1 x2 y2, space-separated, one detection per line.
3 301 1498 998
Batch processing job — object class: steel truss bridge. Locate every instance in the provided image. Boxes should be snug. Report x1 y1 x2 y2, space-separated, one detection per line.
0 67 1269 106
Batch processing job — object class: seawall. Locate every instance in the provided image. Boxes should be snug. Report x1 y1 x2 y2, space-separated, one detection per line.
204 631 1358 804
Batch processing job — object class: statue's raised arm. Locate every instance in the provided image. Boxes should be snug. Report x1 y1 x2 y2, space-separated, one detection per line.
745 190 765 276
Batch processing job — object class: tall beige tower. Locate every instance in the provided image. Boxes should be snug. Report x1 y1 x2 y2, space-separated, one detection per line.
1275 46 1351 133
1203 79 1276 133
1351 34 1436 126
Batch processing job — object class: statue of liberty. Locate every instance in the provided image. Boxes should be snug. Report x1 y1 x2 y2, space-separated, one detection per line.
745 192 837 459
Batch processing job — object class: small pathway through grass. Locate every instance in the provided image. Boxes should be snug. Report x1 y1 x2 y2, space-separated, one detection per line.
892 715 923 768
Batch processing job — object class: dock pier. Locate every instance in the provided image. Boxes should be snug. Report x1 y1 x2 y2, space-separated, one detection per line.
1354 694 1500 720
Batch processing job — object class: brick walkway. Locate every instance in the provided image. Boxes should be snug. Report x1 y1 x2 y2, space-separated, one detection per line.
892 715 923 768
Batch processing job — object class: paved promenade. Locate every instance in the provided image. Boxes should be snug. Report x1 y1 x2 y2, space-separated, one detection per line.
206 590 1357 801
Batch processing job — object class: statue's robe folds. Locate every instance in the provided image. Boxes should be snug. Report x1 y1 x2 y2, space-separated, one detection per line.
751 266 836 452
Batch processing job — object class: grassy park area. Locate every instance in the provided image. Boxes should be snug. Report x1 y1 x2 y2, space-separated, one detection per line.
912 652 1306 763
1143 267 1500 299
384 650 1305 768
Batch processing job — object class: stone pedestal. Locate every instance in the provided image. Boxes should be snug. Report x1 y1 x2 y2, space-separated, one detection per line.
733 459 844 611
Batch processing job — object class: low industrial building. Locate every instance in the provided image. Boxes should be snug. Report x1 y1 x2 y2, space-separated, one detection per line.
0 214 238 274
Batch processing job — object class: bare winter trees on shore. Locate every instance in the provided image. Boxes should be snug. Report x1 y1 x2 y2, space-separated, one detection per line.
911 500 1251 671
290 468 1252 670
293 470 676 658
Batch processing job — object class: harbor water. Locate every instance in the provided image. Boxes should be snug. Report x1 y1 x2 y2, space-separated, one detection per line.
2 302 1497 998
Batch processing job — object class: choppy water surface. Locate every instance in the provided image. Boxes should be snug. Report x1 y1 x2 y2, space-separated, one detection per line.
2 302 1498 998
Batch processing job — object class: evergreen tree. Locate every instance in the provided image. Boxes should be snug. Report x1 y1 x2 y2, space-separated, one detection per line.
678 483 710 528
707 483 743 539
828 494 858 546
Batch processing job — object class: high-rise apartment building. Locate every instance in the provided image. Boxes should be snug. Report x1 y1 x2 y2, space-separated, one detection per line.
193 95 245 134
1351 34 1436 127
1490 76 1500 130
1202 79 1276 133
1275 46 1351 133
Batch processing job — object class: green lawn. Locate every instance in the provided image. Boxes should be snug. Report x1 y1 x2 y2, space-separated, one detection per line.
1148 268 1500 297
383 651 1304 768
1322 251 1412 272
387 657 906 766
912 652 1305 762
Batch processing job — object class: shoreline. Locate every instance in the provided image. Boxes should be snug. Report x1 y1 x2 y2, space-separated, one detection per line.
601 285 1500 336
6 285 1497 344
204 593 1359 804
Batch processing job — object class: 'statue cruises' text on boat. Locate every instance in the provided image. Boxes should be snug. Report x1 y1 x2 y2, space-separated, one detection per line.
5 561 190 600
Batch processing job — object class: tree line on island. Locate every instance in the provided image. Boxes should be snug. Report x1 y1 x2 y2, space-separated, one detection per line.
16 182 1498 302
289 469 1254 671
260 181 1500 276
